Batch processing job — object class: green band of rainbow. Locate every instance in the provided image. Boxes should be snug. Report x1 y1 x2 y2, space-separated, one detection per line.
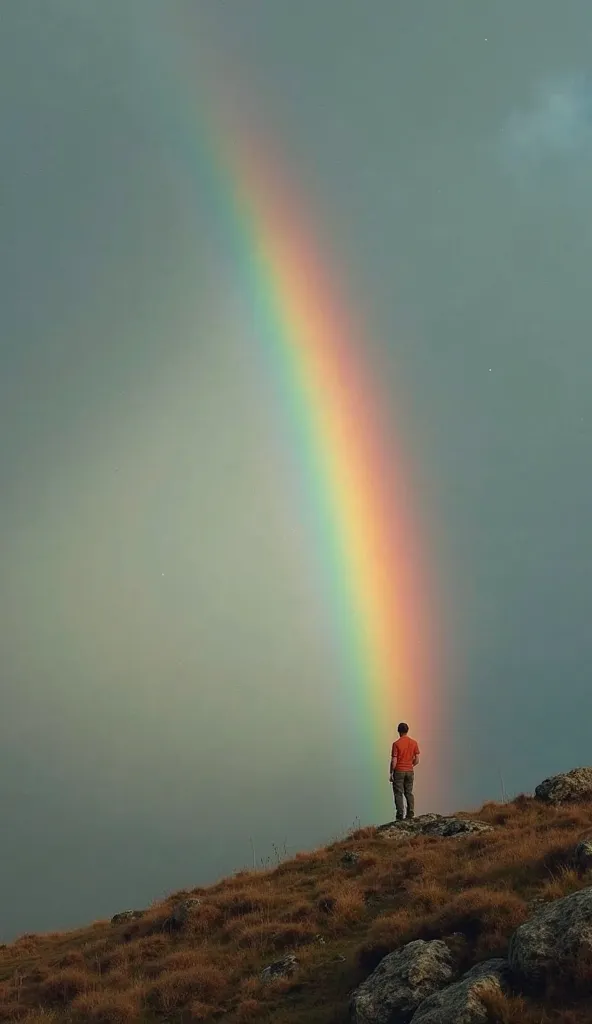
146 14 445 818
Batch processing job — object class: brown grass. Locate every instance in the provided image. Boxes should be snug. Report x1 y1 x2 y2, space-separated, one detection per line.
10 1015 58 1024
188 1000 217 1021
233 997 264 1022
480 988 530 1023
3 796 592 1022
70 988 141 1023
145 964 226 1013
39 968 92 1004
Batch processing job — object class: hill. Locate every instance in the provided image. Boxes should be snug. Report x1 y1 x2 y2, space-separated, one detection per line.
2 768 592 1023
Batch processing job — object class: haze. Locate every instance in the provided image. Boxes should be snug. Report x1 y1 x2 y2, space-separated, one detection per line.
1 1 592 941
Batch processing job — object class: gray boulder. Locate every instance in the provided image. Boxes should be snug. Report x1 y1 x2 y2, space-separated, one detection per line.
574 840 592 875
110 910 144 925
350 939 455 1024
377 815 493 841
170 897 202 928
534 767 592 805
421 818 492 838
508 886 592 986
411 959 509 1024
261 953 299 983
377 814 441 837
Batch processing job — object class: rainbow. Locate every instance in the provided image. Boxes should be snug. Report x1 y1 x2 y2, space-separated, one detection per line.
149 22 444 817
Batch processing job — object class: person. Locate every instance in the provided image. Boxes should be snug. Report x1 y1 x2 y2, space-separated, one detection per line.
389 722 420 821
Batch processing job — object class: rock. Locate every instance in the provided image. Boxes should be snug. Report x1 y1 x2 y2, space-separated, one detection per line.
421 818 493 838
378 813 442 835
411 958 509 1024
377 815 493 841
534 767 592 805
350 939 455 1024
261 953 299 983
170 897 202 928
508 886 592 987
110 910 144 925
574 840 592 875
341 851 361 866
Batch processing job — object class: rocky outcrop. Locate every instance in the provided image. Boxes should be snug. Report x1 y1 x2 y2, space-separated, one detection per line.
411 959 509 1024
575 840 592 875
534 767 592 805
508 885 592 987
261 953 299 983
350 940 455 1024
110 910 144 925
170 897 202 929
377 815 493 841
377 814 441 837
341 851 361 866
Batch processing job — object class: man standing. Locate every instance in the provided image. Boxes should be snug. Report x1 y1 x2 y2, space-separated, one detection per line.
390 722 420 821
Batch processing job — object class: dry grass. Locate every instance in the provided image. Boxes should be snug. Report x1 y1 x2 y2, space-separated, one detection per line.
70 988 142 1023
2 796 592 1022
145 964 226 1013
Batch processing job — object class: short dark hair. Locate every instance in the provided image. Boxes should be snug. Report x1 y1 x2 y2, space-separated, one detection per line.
397 722 409 735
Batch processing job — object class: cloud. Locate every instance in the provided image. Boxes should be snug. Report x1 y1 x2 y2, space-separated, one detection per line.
499 73 592 188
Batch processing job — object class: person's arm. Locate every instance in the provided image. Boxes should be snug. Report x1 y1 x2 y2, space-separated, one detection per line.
389 743 397 779
412 743 420 767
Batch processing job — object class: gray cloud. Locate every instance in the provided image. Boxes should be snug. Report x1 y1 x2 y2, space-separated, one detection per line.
500 73 592 188
3 0 592 944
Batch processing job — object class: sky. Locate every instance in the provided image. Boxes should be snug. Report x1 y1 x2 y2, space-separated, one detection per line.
2 0 592 941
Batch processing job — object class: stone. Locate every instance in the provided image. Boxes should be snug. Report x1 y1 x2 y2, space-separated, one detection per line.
350 939 455 1024
377 815 493 841
574 840 592 875
110 910 144 925
508 886 592 987
411 959 509 1024
261 953 299 983
170 897 202 928
534 767 592 805
421 818 493 838
341 851 361 866
378 814 443 835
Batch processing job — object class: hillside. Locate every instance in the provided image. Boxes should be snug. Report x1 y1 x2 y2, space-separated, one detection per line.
2 769 592 1023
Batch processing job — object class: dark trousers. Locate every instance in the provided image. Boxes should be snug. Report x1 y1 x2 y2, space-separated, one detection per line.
392 771 415 820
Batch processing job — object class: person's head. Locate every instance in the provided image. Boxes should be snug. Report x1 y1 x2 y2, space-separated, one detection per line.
397 722 409 736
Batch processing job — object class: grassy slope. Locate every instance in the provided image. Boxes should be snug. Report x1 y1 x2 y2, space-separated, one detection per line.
2 795 592 1023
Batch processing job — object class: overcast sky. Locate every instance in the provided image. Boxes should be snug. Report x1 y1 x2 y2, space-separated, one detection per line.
2 1 592 941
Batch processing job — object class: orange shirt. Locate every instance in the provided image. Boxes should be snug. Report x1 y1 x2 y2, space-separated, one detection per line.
391 735 420 773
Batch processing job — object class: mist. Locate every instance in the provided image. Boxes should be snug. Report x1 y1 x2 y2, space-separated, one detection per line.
2 1 592 941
